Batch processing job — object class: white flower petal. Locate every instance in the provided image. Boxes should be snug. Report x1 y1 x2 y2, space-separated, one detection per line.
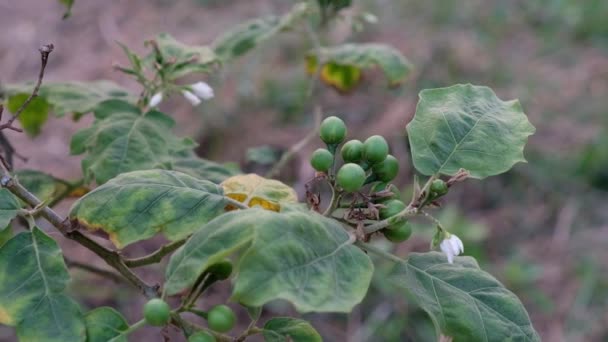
449 236 460 256
182 90 202 106
454 235 464 253
440 240 454 264
190 81 214 100
148 92 163 107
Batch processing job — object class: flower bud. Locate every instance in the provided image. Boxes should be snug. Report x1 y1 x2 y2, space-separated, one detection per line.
181 90 201 106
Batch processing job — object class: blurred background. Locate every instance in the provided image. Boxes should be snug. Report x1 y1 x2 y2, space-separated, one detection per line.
1 0 607 341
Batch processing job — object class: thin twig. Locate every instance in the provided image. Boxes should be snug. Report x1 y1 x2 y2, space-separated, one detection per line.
266 106 323 179
65 257 125 283
0 44 54 132
124 239 186 268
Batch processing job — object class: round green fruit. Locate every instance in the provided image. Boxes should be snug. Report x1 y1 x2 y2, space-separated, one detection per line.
372 154 399 182
341 139 364 163
310 148 334 172
205 259 233 280
319 116 347 145
188 331 216 342
143 298 171 327
383 221 412 243
379 199 406 219
363 135 389 164
336 163 366 192
430 179 448 196
207 305 236 333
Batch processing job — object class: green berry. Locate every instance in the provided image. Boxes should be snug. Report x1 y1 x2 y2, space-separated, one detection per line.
379 199 406 219
310 148 334 172
371 154 399 182
188 331 216 342
363 135 389 165
430 179 448 196
341 139 364 163
206 259 233 280
207 305 236 333
319 116 347 145
336 163 366 192
143 298 171 327
383 221 412 243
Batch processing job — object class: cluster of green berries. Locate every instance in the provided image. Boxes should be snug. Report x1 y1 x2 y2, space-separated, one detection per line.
310 116 411 242
311 116 399 192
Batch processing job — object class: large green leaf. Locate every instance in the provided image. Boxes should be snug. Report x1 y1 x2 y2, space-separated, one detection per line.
0 227 85 341
0 189 21 228
69 170 228 248
70 100 195 185
164 210 257 295
392 252 539 341
231 210 373 313
263 317 322 342
5 93 50 136
84 307 128 342
406 84 536 179
146 33 217 79
311 43 413 86
3 81 135 118
212 3 308 61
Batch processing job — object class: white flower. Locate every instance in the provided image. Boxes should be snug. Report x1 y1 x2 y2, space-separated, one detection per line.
439 233 464 264
148 92 163 107
190 81 214 100
181 90 202 106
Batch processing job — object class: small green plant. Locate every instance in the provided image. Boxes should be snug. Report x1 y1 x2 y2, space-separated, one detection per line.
0 1 539 341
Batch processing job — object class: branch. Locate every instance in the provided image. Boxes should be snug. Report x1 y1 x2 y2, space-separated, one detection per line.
0 44 54 132
265 106 322 179
64 257 125 283
124 239 186 268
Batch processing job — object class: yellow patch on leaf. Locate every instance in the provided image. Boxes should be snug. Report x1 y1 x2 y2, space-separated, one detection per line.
0 306 15 326
221 174 298 212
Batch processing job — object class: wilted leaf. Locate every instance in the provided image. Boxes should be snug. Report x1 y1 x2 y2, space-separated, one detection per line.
69 170 228 248
310 43 413 86
263 317 322 342
3 81 135 118
5 94 50 136
212 3 308 61
406 84 535 179
221 174 297 211
232 210 373 313
84 307 128 342
320 62 362 92
146 33 217 79
70 100 195 185
15 170 69 202
392 252 540 341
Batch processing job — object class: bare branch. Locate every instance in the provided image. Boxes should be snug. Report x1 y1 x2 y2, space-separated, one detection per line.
124 239 186 268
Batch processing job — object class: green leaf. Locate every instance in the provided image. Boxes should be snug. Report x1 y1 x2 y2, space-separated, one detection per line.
3 81 135 118
232 210 373 313
5 94 50 136
16 294 85 342
164 210 256 295
0 227 85 341
15 170 69 202
70 100 195 185
146 33 217 79
69 170 228 248
85 307 129 342
212 3 308 61
392 252 540 341
311 43 413 86
0 226 11 248
168 155 240 184
263 317 322 342
406 84 536 179
0 189 21 228
59 0 75 19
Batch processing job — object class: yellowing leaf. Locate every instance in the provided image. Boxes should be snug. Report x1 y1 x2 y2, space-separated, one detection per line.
320 62 362 93
221 174 297 211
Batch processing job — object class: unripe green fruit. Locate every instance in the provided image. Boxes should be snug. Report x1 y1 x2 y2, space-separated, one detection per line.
206 259 233 280
310 148 334 172
383 221 412 242
143 298 171 327
371 154 399 182
430 179 448 196
363 135 389 164
188 331 216 342
379 199 406 219
336 163 366 192
207 305 236 333
319 116 347 145
341 139 364 163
